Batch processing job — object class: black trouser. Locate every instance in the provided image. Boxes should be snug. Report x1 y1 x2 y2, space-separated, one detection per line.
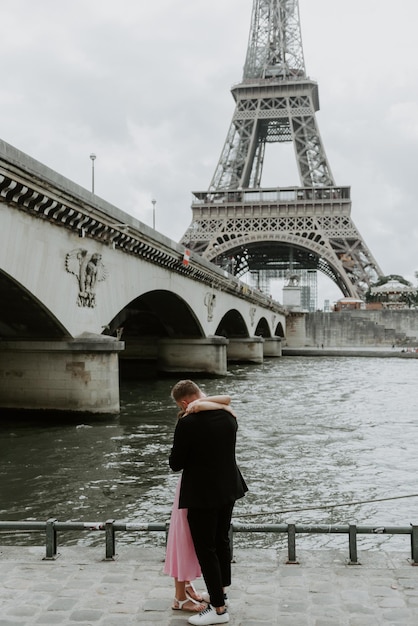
187 502 234 609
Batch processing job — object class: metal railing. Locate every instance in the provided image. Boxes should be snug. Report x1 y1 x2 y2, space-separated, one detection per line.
231 522 418 566
1 519 418 565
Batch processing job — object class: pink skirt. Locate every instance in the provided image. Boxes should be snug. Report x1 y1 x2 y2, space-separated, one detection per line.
163 476 201 581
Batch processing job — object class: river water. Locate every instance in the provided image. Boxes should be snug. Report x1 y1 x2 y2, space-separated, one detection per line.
1 356 417 553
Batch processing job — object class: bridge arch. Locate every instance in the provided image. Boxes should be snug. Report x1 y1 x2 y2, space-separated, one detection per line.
0 270 69 339
215 309 249 338
254 316 271 338
274 320 285 338
106 290 204 340
204 233 355 297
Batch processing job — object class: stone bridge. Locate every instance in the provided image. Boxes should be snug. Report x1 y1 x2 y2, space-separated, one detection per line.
0 140 286 414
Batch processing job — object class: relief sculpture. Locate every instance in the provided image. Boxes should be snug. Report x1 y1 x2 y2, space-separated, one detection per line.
65 249 108 308
204 292 216 322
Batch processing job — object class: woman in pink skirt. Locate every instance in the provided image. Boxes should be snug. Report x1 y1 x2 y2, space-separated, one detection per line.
164 394 235 612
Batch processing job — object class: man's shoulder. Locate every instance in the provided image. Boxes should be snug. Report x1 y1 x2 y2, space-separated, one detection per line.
178 408 230 425
176 413 199 427
190 408 230 418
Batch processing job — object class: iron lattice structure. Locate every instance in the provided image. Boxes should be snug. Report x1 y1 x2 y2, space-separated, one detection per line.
180 0 383 299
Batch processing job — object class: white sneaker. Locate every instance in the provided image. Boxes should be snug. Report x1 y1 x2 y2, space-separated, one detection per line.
188 605 229 625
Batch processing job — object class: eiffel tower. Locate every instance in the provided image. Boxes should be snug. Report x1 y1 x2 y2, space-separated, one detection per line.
180 0 383 299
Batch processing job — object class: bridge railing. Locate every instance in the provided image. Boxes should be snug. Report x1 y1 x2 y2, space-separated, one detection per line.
0 519 417 565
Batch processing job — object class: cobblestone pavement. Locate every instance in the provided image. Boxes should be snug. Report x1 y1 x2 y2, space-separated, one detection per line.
0 545 418 625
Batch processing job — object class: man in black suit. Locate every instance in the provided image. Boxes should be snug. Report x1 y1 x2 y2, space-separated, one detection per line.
169 380 248 626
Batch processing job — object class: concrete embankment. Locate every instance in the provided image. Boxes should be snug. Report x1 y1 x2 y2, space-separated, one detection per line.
303 310 418 349
1 545 418 624
283 347 418 358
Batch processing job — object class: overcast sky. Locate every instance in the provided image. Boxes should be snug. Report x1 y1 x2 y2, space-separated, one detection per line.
1 0 417 306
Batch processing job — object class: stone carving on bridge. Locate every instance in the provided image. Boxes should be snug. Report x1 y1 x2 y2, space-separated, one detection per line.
65 249 108 308
204 292 216 321
249 306 257 326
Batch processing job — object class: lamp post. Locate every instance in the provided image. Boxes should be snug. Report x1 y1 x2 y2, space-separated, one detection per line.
90 153 96 193
152 198 156 229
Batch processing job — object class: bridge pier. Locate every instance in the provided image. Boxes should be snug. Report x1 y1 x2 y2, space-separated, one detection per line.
227 337 264 364
263 336 283 357
157 336 228 376
0 334 124 414
285 313 307 347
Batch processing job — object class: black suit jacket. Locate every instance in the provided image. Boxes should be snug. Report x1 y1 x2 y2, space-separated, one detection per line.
169 408 248 509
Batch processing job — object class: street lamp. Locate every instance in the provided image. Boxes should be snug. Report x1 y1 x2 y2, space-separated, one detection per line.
152 198 156 229
90 153 96 193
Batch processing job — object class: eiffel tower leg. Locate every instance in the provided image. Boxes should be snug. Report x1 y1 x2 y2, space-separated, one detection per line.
209 115 259 192
292 108 334 187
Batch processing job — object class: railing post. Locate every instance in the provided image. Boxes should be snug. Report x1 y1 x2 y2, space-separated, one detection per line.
43 518 58 560
105 519 116 560
286 523 299 564
410 525 418 565
348 524 360 565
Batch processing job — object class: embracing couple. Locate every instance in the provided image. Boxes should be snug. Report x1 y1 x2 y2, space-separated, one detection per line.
164 379 248 625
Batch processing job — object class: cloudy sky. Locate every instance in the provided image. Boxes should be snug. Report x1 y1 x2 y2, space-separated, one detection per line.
1 0 418 306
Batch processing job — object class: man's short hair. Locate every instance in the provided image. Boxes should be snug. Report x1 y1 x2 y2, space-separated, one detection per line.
171 379 200 402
